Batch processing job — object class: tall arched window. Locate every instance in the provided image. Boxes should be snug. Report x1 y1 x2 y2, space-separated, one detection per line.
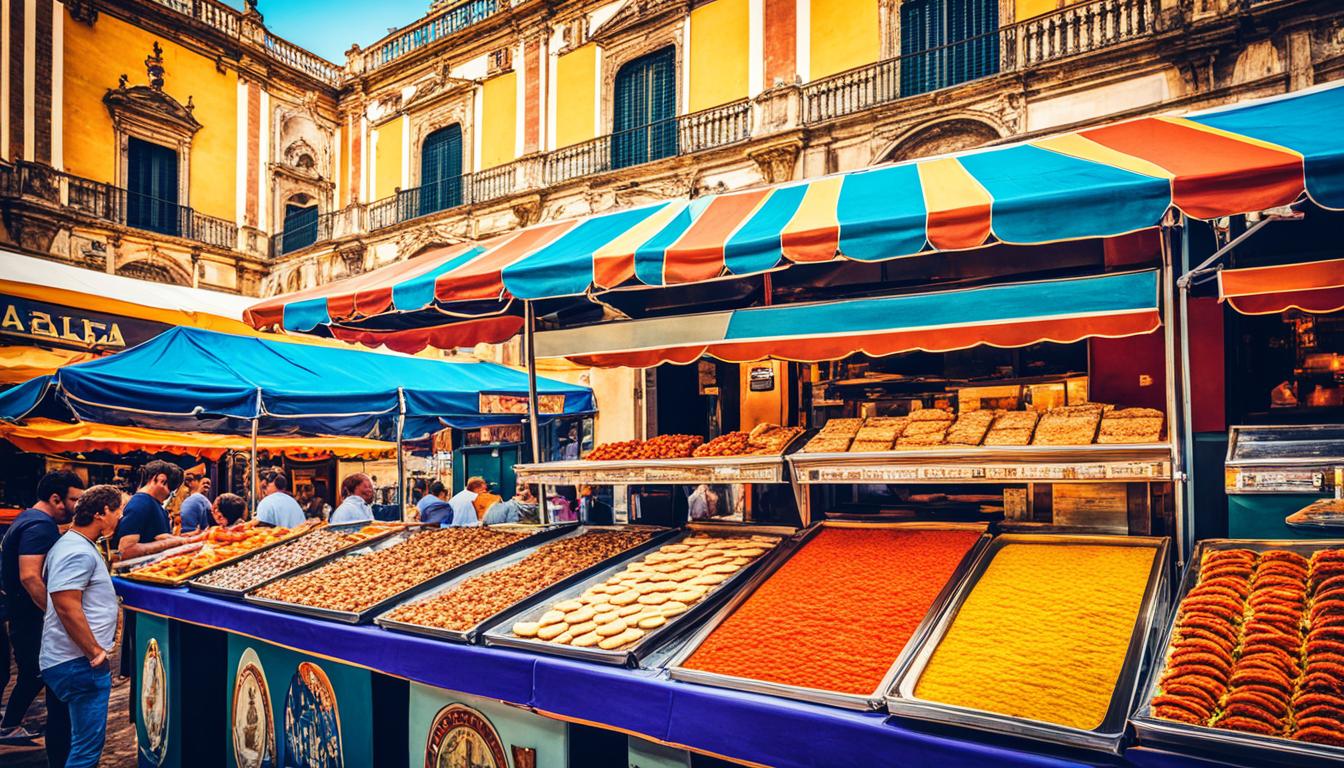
419 124 463 217
900 0 998 97
612 47 677 170
126 137 181 236
281 202 319 253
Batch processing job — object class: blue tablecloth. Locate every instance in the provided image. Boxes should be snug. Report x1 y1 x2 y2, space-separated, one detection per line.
115 579 1222 768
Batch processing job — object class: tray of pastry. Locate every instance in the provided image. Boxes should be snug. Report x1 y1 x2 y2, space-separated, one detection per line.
116 519 324 587
243 523 572 623
373 525 675 643
482 524 792 667
1130 538 1344 767
187 521 413 599
886 532 1171 754
666 520 991 711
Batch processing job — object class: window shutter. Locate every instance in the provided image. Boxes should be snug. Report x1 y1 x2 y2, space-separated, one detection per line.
612 46 677 170
419 124 463 217
282 204 319 253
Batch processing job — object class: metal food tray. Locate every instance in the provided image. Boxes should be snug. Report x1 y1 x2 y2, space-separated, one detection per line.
665 520 993 711
186 522 421 599
886 533 1172 754
373 524 678 643
481 524 797 667
242 523 574 624
117 521 324 587
1130 538 1344 767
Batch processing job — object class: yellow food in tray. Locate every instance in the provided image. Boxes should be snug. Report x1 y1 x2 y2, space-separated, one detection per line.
914 543 1156 731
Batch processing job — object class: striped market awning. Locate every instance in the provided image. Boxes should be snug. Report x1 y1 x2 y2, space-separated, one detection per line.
1218 257 1344 315
536 270 1161 367
246 82 1344 352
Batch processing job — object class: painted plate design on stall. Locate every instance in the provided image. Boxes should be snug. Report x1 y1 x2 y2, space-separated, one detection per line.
232 648 276 768
140 637 168 765
424 703 508 768
283 661 343 768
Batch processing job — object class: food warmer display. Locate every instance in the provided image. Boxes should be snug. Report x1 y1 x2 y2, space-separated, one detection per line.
244 524 574 623
886 533 1172 754
666 521 991 710
789 405 1174 532
373 525 671 643
483 524 791 667
1225 424 1344 538
1131 538 1344 766
513 425 806 525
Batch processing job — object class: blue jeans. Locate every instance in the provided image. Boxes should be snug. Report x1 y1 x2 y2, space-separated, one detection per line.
40 657 110 768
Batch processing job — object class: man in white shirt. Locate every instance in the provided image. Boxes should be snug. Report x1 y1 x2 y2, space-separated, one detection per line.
445 477 487 527
40 484 123 768
329 473 375 524
254 471 305 529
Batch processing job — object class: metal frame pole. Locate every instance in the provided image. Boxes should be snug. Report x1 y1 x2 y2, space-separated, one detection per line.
396 387 407 520
523 300 546 523
1160 223 1190 563
250 387 262 517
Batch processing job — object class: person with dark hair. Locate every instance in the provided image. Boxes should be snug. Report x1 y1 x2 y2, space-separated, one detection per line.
178 474 212 533
255 470 304 529
211 494 247 527
416 481 453 524
114 460 186 560
40 485 123 768
0 470 84 741
330 473 374 524
483 482 540 525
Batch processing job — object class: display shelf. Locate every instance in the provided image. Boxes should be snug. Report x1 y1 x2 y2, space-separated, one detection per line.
514 454 791 486
789 444 1174 485
1225 424 1344 494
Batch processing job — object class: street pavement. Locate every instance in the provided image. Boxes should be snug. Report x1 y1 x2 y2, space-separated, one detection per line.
0 636 137 767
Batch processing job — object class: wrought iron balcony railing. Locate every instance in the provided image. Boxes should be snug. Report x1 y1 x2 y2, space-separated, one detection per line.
58 171 238 250
367 0 501 71
803 0 1159 125
271 210 335 257
544 100 751 186
145 0 339 85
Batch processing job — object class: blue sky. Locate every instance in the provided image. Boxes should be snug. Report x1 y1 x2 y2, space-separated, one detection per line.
224 1 430 62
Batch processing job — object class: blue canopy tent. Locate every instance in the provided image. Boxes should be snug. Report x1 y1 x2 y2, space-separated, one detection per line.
0 327 595 512
0 326 594 440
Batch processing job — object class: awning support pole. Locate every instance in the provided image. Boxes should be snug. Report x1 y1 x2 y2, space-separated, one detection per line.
1160 222 1190 563
396 387 406 520
1178 216 1199 562
524 300 545 524
1177 210 1299 289
249 387 262 517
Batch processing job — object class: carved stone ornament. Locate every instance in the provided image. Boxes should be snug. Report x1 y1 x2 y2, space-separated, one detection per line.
747 140 802 185
396 222 469 259
67 0 98 25
336 242 367 277
104 45 202 140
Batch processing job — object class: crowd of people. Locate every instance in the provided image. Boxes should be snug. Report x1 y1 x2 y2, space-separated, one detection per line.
0 459 580 766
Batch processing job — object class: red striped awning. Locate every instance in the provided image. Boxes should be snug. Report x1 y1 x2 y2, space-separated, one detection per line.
1218 257 1344 315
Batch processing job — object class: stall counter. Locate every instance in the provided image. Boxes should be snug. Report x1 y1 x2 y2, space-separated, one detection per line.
116 579 1225 768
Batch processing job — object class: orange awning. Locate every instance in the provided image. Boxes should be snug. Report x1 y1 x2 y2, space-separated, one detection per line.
0 346 100 385
1218 257 1344 315
0 418 396 461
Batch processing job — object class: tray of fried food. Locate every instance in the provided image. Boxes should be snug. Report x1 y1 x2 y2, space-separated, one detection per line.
122 519 317 586
1131 539 1344 767
895 410 954 449
1096 407 1165 444
484 528 787 667
374 526 669 643
853 424 904 444
849 440 894 452
818 417 865 437
1031 404 1108 446
746 423 805 455
693 432 752 457
982 410 1040 446
944 410 998 446
636 434 705 459
804 435 854 453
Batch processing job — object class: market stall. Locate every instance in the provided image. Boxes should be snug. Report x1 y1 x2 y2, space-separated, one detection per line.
113 82 1344 768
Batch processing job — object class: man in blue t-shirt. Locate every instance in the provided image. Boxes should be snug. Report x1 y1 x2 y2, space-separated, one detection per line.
254 471 306 529
114 460 187 561
178 474 213 533
0 470 83 741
